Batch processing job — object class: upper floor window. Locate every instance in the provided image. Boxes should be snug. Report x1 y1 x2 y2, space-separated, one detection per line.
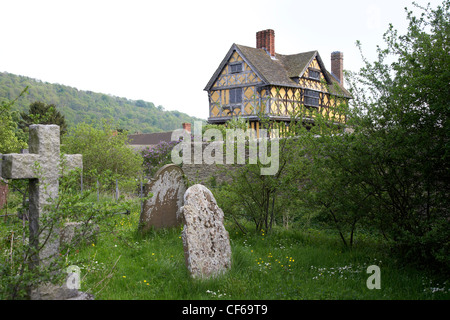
308 68 321 80
229 63 243 74
304 89 320 107
230 88 242 104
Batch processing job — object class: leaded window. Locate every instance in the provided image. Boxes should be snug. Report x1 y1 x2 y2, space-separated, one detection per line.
229 63 243 74
308 69 321 80
230 88 242 104
304 89 320 107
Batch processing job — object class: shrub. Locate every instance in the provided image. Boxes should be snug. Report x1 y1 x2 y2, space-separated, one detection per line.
61 121 143 192
141 140 180 177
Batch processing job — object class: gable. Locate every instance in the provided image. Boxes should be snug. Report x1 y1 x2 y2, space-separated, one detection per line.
294 53 351 98
204 44 266 91
303 57 326 81
298 55 330 92
210 50 263 90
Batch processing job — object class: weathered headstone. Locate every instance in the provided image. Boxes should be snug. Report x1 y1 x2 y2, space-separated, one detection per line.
139 164 186 232
0 124 92 300
180 184 231 279
0 177 7 211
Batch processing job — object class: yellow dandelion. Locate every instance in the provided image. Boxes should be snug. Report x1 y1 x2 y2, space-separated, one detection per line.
122 276 126 278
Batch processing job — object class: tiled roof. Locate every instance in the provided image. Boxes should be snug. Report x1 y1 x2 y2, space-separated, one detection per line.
236 44 317 87
205 44 351 98
127 131 174 146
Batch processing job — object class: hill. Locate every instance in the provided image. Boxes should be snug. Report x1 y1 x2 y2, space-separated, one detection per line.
0 72 204 133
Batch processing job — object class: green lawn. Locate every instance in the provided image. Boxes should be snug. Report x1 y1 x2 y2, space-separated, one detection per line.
65 207 450 300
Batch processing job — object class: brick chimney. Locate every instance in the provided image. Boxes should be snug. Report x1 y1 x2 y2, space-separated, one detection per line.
256 29 275 57
182 122 191 133
331 51 344 86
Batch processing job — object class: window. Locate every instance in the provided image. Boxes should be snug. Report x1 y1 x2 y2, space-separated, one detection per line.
304 89 320 107
230 88 242 104
309 69 321 80
229 63 243 74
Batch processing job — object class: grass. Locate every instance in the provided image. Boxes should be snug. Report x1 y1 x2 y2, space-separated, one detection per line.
1 190 448 300
63 205 450 300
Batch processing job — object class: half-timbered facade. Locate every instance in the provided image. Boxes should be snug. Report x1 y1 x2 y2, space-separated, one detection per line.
204 29 351 134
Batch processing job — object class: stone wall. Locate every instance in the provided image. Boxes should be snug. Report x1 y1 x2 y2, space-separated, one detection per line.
181 141 248 186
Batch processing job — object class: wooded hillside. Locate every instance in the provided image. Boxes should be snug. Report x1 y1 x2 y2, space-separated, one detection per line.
0 72 203 133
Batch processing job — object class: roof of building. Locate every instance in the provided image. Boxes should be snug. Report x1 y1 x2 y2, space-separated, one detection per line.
127 131 174 146
205 44 351 98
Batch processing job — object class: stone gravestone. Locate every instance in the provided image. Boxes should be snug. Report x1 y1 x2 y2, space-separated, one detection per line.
0 177 7 211
139 164 186 232
0 124 92 300
180 184 231 279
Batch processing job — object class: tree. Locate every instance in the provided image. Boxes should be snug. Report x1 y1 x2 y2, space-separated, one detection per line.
61 121 143 192
302 131 378 247
0 89 27 153
19 101 68 137
320 0 450 267
215 113 311 233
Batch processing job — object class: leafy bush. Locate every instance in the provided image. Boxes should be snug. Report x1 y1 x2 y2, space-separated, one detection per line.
0 169 139 299
141 140 180 177
61 121 143 192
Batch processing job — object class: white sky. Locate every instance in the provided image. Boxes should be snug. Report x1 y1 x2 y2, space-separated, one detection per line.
0 0 443 120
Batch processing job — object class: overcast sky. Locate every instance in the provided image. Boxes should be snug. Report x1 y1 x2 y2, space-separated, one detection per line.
0 0 443 120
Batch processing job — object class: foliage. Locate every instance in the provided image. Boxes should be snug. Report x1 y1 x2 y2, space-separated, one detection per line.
141 140 181 177
348 0 449 268
303 1 450 269
18 101 68 137
214 112 311 233
61 121 143 191
0 168 139 299
0 88 27 154
0 72 203 134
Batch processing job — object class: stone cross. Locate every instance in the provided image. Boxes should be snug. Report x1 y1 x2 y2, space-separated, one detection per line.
0 124 82 267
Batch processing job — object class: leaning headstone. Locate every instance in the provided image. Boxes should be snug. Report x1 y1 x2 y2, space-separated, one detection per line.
180 184 231 279
139 164 186 232
0 124 92 300
0 177 7 211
